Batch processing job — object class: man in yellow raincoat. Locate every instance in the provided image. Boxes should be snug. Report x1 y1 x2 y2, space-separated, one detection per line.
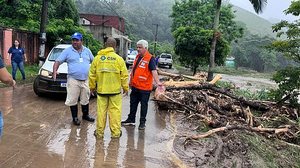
89 37 129 138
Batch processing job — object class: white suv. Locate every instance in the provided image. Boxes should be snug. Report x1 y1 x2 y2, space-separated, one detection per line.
158 53 173 69
125 50 138 68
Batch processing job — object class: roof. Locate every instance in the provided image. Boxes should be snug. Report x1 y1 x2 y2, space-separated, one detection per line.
79 14 125 32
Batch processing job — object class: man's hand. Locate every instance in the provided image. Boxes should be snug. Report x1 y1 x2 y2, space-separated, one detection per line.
157 81 163 87
52 72 57 81
53 61 60 81
90 89 96 97
11 80 16 88
123 90 128 96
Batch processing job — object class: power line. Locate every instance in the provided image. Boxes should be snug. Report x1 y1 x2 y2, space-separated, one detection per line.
102 0 121 17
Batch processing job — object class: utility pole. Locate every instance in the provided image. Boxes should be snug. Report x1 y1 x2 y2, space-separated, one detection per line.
38 0 49 67
153 23 159 57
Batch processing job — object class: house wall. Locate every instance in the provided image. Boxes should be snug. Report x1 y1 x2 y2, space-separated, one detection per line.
82 25 130 58
0 28 41 66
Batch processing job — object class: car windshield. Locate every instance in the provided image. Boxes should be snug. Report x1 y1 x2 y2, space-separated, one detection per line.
161 54 172 59
129 50 138 55
48 48 65 61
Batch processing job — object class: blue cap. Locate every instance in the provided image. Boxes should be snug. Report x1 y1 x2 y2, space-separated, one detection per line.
71 32 83 40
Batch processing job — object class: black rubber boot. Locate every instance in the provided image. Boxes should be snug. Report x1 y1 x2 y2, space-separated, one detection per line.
82 104 95 122
70 105 80 126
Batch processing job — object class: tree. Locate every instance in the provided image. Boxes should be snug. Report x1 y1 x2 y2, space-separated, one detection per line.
0 0 101 55
170 0 242 74
170 0 243 43
271 1 300 63
231 32 278 72
0 0 42 31
269 0 300 107
208 0 267 80
49 0 79 23
173 27 229 75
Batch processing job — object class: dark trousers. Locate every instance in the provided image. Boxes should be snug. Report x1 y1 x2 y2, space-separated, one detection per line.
128 88 151 124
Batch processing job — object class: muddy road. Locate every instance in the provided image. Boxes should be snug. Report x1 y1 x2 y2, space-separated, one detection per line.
220 74 277 91
0 84 180 168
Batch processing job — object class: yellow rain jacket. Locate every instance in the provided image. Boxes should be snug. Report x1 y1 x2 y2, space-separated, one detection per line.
89 47 129 94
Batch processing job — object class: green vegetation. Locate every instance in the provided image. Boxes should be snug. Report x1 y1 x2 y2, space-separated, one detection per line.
269 0 300 107
0 0 102 55
231 32 279 72
148 42 175 56
173 27 230 75
76 0 290 75
170 0 240 75
206 0 266 80
241 133 300 167
215 80 271 101
232 6 276 37
175 64 274 78
234 88 270 101
170 0 243 43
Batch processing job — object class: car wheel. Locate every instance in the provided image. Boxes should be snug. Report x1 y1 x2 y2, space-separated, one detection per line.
33 77 44 97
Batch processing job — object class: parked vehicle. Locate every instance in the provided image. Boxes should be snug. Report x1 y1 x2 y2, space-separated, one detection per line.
125 50 138 68
158 53 172 69
33 44 70 96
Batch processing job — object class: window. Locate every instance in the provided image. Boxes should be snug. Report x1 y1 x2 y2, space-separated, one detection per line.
48 48 64 61
160 54 172 59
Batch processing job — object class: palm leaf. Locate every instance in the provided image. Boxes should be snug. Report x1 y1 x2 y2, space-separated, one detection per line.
248 0 267 14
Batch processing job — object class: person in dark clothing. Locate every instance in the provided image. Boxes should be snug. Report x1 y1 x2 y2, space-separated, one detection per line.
121 39 162 130
8 39 27 80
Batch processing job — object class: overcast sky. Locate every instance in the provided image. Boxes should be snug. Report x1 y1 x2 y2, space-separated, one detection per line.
228 0 298 22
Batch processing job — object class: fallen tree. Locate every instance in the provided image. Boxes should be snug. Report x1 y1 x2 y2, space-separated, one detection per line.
154 70 300 145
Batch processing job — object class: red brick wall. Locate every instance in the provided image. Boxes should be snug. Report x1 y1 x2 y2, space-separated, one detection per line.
3 29 12 65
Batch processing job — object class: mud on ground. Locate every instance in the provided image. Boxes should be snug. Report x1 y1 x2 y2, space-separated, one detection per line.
170 112 300 168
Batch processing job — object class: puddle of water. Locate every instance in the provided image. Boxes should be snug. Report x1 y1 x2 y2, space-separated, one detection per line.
0 85 179 168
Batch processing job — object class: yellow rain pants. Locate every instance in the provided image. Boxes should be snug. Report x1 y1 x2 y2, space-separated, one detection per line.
95 94 122 138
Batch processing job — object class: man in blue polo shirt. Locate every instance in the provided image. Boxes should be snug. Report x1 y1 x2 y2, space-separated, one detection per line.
53 32 95 126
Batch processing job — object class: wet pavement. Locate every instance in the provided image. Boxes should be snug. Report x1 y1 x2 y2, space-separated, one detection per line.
0 84 179 168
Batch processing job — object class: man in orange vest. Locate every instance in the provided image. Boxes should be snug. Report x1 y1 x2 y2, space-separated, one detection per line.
121 39 162 130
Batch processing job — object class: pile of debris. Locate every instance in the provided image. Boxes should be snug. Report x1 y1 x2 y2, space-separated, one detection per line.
155 69 300 145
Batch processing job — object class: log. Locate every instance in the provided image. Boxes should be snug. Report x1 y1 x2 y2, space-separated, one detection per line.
188 125 291 140
198 91 227 115
239 103 254 127
153 94 212 123
244 107 254 127
163 80 202 88
157 69 206 81
208 74 222 84
166 83 269 111
157 69 181 78
276 92 300 106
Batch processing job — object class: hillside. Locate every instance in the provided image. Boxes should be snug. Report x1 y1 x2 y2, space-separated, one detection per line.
76 0 277 41
233 6 276 37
